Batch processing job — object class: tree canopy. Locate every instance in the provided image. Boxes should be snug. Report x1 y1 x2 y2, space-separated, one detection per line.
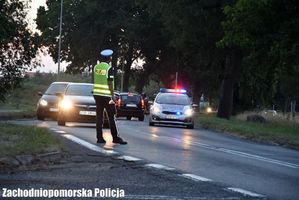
0 0 40 101
35 0 298 118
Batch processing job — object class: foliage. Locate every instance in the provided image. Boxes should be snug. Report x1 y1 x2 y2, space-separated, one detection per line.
0 0 41 102
195 114 299 148
219 0 299 111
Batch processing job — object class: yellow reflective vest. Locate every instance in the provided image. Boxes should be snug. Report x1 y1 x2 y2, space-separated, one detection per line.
93 62 113 97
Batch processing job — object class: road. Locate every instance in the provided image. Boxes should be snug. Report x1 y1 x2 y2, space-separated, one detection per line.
15 117 299 200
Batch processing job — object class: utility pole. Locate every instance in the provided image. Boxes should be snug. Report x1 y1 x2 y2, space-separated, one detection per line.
175 71 178 88
121 63 124 92
57 0 63 79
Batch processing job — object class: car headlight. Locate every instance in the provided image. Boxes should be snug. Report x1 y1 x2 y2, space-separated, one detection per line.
60 99 73 110
40 99 48 106
184 108 193 117
152 106 161 114
207 107 212 113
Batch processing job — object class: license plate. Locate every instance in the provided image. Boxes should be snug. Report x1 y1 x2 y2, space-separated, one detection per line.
126 104 137 108
49 108 58 112
79 111 96 116
166 115 178 119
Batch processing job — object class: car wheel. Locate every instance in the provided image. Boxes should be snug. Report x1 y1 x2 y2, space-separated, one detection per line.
138 116 144 121
37 113 45 120
187 124 194 129
126 116 132 120
149 122 155 126
57 114 66 126
57 119 65 126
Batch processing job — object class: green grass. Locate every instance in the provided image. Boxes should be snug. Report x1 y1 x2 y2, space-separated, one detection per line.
0 123 62 156
195 114 299 148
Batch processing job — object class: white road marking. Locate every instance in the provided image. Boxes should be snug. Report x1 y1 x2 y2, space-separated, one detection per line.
227 187 265 198
55 130 66 133
145 163 175 171
150 134 299 169
50 128 58 131
62 134 117 155
180 174 212 182
118 155 142 161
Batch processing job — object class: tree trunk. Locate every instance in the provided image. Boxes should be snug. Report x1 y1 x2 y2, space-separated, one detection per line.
123 44 134 91
112 50 118 89
217 48 242 119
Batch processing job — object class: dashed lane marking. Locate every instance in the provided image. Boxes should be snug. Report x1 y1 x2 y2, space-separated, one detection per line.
145 163 175 171
227 187 265 198
180 174 212 182
55 130 66 134
62 134 118 155
118 155 142 162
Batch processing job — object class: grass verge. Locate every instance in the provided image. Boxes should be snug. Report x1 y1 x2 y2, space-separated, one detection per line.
0 123 62 157
195 114 299 149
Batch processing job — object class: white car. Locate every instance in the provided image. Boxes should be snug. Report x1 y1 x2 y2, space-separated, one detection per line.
149 88 194 129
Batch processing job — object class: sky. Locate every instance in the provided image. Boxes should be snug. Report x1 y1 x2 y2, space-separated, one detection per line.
27 0 68 73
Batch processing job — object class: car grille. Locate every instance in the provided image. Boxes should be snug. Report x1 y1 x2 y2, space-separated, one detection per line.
162 111 178 115
75 104 96 110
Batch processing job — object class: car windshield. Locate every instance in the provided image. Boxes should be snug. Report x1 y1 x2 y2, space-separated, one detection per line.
45 83 68 95
65 85 93 96
121 94 140 103
156 93 190 105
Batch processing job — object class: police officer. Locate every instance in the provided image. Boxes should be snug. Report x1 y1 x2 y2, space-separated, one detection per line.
93 49 127 145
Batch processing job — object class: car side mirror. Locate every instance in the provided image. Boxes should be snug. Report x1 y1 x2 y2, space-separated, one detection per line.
37 91 43 96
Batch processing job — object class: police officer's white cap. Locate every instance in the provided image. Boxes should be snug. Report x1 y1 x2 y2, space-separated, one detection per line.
100 49 113 57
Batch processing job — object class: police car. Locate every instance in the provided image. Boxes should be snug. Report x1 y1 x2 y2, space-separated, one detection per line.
149 88 194 129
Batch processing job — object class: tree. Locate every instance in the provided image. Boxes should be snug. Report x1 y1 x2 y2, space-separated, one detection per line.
219 0 299 117
0 0 40 101
140 0 226 102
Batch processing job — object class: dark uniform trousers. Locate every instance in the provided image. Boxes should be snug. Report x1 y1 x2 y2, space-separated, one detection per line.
94 95 118 140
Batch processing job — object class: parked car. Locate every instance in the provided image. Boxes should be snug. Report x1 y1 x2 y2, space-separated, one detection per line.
149 88 194 129
115 92 145 121
36 82 69 120
57 83 109 127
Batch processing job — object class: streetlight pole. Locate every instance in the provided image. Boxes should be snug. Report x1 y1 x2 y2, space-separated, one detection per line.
57 0 63 79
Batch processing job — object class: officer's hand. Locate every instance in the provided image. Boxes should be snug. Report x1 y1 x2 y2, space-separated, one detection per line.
109 99 115 104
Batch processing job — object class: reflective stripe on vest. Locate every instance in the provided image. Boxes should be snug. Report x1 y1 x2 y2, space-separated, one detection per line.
93 62 113 97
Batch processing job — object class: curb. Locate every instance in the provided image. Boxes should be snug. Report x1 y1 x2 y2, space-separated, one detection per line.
0 151 62 168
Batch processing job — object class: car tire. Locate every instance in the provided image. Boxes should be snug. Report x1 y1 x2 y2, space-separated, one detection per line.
149 122 155 126
57 119 65 126
138 116 144 121
187 124 194 129
57 114 66 126
126 116 132 120
37 113 45 120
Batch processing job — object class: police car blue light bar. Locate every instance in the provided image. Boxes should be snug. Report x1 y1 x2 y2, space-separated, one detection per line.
160 88 187 94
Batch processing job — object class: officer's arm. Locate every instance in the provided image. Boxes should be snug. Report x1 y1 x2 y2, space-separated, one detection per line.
107 67 115 101
108 80 114 99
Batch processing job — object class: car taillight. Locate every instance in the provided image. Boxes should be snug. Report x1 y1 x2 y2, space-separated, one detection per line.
141 99 145 109
118 98 122 107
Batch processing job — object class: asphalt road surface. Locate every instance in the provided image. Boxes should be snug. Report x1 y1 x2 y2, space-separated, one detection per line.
14 117 299 200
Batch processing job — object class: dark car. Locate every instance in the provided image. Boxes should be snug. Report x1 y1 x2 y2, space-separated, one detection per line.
36 82 69 120
115 92 145 121
57 83 109 127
